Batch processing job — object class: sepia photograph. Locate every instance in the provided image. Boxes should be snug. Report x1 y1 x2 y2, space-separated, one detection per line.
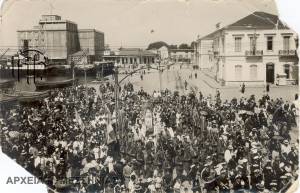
0 0 299 192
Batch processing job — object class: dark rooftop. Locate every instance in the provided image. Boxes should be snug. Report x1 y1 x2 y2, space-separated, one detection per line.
200 11 289 40
118 48 156 56
227 11 289 30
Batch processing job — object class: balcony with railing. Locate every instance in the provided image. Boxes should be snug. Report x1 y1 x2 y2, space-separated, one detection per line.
245 50 263 57
278 50 297 57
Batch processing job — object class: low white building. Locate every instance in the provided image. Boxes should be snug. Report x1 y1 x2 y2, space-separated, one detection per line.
150 46 169 59
170 49 194 64
196 11 299 86
102 48 157 66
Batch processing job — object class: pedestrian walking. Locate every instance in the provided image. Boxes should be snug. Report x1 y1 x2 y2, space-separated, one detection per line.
266 84 270 93
195 73 197 79
184 80 188 90
240 83 245 94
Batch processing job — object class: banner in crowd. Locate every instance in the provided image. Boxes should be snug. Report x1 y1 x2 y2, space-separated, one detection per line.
145 109 153 130
75 109 85 131
104 104 117 144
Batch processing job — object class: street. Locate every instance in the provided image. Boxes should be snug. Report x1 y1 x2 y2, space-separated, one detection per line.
118 63 299 101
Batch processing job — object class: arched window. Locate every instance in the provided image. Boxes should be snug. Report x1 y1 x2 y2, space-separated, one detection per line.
235 65 242 80
284 64 290 79
250 64 258 80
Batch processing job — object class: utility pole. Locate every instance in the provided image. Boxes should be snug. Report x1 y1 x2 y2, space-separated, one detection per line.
158 53 162 93
252 27 257 55
84 48 89 100
114 65 120 139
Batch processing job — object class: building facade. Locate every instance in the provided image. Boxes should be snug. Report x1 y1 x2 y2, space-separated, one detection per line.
78 29 105 61
149 46 169 62
196 12 299 86
169 49 194 63
103 48 157 66
17 15 105 66
17 15 80 65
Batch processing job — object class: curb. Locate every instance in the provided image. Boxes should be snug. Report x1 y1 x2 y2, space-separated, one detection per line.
200 70 298 89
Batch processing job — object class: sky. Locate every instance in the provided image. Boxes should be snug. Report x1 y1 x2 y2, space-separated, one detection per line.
0 0 277 52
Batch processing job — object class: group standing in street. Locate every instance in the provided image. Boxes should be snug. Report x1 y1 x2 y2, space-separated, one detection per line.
0 79 298 193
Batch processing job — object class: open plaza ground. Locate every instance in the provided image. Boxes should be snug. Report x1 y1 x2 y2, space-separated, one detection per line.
118 63 299 102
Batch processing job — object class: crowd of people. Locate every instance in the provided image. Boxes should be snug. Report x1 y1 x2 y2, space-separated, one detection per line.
0 81 299 193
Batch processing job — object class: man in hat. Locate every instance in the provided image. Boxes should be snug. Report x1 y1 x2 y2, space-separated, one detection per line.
256 182 266 193
217 169 230 193
237 164 249 190
269 180 278 192
288 145 298 168
281 140 291 154
162 169 173 193
278 175 289 191
145 151 154 178
251 168 263 192
123 161 132 187
232 171 247 192
201 160 217 193
183 144 193 173
128 174 137 193
224 144 235 163
263 160 274 190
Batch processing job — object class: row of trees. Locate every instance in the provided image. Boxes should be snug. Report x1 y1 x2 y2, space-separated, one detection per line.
147 41 197 50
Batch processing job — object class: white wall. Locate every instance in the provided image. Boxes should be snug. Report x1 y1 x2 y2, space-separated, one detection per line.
222 28 298 85
198 39 213 69
224 29 297 56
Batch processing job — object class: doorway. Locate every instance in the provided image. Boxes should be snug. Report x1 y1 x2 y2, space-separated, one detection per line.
266 63 275 83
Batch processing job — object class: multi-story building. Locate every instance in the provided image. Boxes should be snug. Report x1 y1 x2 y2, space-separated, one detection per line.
196 12 299 86
17 15 105 66
78 29 105 61
17 15 80 65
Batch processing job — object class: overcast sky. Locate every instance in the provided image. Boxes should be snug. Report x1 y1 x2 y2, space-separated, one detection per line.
0 0 277 51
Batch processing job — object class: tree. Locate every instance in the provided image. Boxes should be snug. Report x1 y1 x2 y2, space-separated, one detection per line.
178 43 190 50
178 43 191 53
191 41 197 49
147 41 169 50
169 45 177 50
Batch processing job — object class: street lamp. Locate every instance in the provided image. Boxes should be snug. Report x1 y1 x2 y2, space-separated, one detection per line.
156 50 162 93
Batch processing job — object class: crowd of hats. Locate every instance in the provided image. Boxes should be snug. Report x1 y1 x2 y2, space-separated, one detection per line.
0 82 299 193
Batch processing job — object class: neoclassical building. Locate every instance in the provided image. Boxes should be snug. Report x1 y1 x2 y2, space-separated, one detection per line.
196 12 299 86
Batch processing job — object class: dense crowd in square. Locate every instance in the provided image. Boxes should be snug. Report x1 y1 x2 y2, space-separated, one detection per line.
0 81 298 193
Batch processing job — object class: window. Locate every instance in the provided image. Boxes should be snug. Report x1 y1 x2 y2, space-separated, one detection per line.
222 37 225 53
234 37 242 52
283 36 290 50
250 65 258 80
23 40 28 50
267 36 273 51
284 64 290 79
235 65 242 80
250 37 255 51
